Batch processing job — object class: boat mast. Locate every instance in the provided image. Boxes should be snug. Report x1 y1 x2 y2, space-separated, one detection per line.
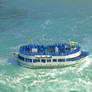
30 38 34 44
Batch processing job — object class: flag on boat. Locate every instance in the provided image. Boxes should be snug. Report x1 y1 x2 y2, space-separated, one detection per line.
69 41 79 47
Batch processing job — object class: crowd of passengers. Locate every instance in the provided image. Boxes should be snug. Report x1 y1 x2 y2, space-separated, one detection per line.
19 44 80 56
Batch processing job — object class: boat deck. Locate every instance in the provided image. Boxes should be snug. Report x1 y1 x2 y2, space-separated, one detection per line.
19 44 81 56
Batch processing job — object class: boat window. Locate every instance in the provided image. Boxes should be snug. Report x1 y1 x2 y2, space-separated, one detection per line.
29 59 32 62
58 59 65 62
41 59 46 63
47 59 51 62
66 57 78 61
66 58 72 61
25 58 28 62
18 55 24 61
33 59 40 63
53 59 57 62
25 58 32 62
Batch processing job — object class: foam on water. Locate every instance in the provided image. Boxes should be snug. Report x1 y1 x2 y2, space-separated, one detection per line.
0 59 92 92
0 58 9 65
77 56 92 72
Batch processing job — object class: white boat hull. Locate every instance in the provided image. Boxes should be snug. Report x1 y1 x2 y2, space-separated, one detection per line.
17 57 88 69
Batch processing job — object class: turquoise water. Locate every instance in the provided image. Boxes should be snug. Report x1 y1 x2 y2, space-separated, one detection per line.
0 0 92 92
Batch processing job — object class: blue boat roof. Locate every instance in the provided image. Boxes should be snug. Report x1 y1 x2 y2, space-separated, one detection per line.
19 43 81 56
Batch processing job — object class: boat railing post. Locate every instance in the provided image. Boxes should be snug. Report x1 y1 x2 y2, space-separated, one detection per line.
65 57 66 62
32 59 33 63
51 58 52 63
46 58 47 66
30 38 34 45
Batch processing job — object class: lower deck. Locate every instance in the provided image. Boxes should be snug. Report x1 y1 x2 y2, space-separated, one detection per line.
17 56 87 69
17 51 89 69
18 51 89 63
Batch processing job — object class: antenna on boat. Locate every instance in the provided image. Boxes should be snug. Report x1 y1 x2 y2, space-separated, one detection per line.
30 38 34 44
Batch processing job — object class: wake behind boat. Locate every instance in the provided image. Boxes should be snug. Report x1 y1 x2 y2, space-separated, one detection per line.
15 41 89 69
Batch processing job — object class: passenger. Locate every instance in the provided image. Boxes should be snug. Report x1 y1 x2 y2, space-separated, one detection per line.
25 48 30 52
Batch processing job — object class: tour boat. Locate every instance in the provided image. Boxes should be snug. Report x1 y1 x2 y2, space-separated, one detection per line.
15 41 89 69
